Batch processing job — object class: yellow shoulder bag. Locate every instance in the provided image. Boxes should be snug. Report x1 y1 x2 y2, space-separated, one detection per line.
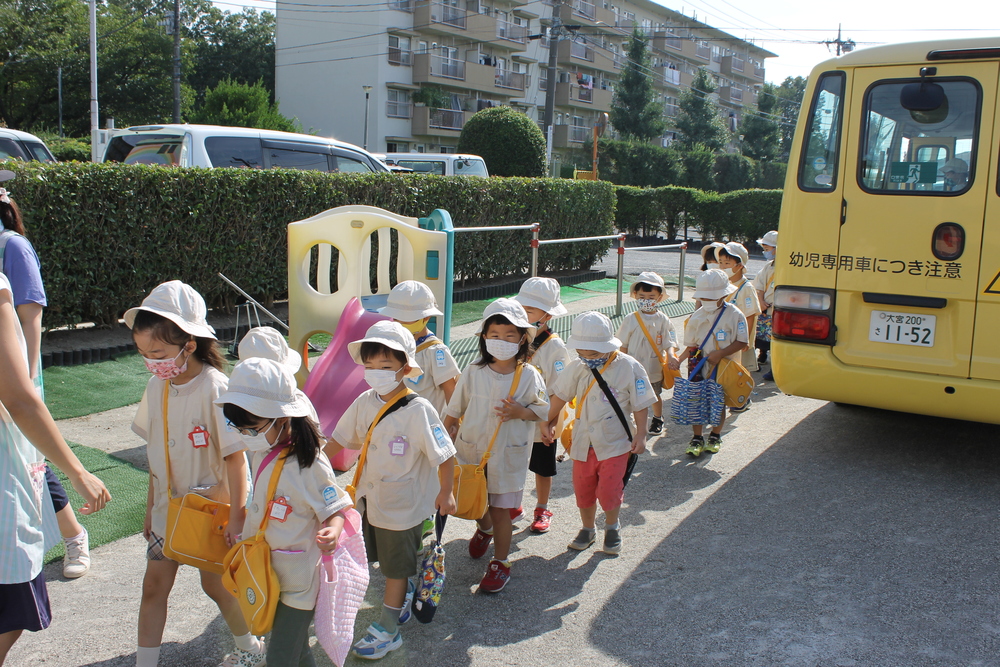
221 447 288 635
452 363 523 520
345 388 417 504
161 389 231 574
559 353 616 455
713 302 755 409
633 311 681 389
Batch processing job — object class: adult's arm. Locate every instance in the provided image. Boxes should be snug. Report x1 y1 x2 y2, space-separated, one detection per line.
0 290 110 513
16 302 42 379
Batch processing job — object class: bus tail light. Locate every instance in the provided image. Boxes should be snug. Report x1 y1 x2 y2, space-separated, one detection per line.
772 286 836 345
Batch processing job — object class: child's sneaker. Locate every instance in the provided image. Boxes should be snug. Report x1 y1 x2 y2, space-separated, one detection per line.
648 417 663 435
730 398 752 414
603 528 622 555
686 435 705 457
763 370 774 381
529 508 553 533
398 579 415 624
704 432 722 453
219 638 266 667
351 623 402 660
568 528 596 551
468 527 493 559
63 528 90 579
479 559 511 593
509 506 526 523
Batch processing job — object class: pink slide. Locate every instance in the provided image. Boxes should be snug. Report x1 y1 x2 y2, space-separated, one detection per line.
304 297 387 471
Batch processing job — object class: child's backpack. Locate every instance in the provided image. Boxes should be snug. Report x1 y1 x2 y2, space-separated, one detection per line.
413 512 447 623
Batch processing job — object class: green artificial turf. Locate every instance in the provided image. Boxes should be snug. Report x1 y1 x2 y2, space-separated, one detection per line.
43 353 151 420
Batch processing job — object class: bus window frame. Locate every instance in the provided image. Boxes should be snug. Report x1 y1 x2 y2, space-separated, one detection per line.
856 76 982 197
798 71 847 193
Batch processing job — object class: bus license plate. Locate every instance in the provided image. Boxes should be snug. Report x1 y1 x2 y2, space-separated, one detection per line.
868 310 936 347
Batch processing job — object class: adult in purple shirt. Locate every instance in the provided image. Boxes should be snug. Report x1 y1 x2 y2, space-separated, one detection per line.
0 170 91 579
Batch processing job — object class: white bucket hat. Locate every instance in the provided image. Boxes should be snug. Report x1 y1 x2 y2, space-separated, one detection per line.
757 230 778 247
630 271 666 297
214 357 313 418
721 241 749 266
693 269 737 300
566 311 621 353
124 280 216 339
476 297 537 342
700 242 725 264
347 320 422 378
378 280 444 322
514 277 568 317
238 326 302 373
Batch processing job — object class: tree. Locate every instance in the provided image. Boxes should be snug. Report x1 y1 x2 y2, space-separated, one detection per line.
189 7 276 106
771 76 807 160
673 68 729 151
609 27 664 141
738 82 780 161
457 106 546 177
190 78 299 131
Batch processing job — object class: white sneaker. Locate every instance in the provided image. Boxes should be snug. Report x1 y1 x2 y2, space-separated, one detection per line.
351 623 402 660
219 638 266 667
63 528 91 578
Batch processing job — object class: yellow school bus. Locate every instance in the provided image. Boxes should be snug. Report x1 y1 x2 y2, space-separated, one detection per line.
772 38 1000 423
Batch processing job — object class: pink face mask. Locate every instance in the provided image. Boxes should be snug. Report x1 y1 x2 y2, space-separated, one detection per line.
143 348 189 380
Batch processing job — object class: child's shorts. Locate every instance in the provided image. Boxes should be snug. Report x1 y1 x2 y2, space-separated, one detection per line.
146 532 176 562
360 509 423 580
488 490 523 510
45 466 69 513
652 381 663 397
572 448 629 511
528 441 557 477
0 572 51 634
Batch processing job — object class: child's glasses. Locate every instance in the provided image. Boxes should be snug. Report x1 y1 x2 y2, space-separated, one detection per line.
226 420 271 437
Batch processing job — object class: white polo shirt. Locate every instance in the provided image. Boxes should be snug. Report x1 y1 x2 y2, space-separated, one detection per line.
726 278 762 319
752 261 776 309
616 311 678 383
406 337 460 416
527 331 572 442
683 302 749 363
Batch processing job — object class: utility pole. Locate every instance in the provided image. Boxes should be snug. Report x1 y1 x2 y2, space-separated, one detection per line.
173 0 181 122
57 67 63 138
824 24 855 57
542 4 562 138
89 0 99 162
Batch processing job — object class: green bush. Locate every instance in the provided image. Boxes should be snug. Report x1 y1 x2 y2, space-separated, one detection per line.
689 189 782 245
9 162 614 327
28 132 92 162
758 162 788 189
590 138 686 188
713 153 758 193
614 185 698 239
457 106 546 177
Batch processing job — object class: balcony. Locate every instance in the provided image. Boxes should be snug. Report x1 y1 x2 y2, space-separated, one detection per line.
696 43 711 60
412 54 526 96
665 103 678 118
653 66 681 89
555 81 613 111
388 47 412 66
552 124 590 148
721 54 749 77
570 0 615 27
495 69 528 92
412 105 468 137
386 101 413 118
719 86 744 104
556 40 618 74
412 0 497 41
652 31 682 53
496 19 528 45
752 65 765 81
572 0 595 20
413 53 466 83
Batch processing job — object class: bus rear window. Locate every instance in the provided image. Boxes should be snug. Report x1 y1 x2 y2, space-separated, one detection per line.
799 72 845 191
859 78 980 194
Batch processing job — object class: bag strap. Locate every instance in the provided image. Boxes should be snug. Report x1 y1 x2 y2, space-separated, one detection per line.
415 337 441 354
574 352 618 421
726 278 749 304
432 511 447 546
162 387 175 499
698 306 728 352
633 311 664 360
589 364 633 442
527 329 554 361
254 450 288 539
477 363 524 470
346 389 417 501
253 445 286 488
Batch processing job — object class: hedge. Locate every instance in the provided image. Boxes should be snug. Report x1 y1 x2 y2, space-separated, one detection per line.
9 162 615 327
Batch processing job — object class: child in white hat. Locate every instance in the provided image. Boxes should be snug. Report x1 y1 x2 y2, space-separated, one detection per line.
700 242 726 271
615 271 680 436
717 242 761 376
677 270 749 457
126 281 261 667
542 311 654 556
442 298 549 593
513 277 571 534
752 231 778 381
215 358 351 666
326 321 457 659
379 280 460 416
238 326 320 423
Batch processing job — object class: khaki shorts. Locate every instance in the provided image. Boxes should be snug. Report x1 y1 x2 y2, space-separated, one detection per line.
360 510 422 580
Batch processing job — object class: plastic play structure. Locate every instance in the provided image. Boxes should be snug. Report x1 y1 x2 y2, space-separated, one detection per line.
288 205 455 470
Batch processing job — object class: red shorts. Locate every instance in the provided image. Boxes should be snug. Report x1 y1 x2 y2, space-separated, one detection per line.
572 448 629 511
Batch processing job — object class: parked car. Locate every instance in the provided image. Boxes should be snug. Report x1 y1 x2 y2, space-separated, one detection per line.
102 124 388 173
383 152 489 177
0 128 57 162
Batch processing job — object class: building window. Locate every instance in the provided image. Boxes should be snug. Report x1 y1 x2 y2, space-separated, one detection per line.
386 142 408 152
389 35 412 66
386 89 412 118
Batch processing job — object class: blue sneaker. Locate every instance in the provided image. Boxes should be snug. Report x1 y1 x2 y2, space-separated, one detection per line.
763 370 774 381
398 579 415 624
351 623 402 660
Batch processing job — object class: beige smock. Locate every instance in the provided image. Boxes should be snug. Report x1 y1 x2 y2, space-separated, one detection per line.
615 310 679 383
333 391 456 531
406 337 461 416
132 366 246 540
726 277 761 370
444 362 548 494
527 332 572 442
683 302 750 372
751 261 776 311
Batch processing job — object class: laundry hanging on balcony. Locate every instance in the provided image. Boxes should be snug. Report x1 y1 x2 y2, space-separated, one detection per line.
576 73 594 90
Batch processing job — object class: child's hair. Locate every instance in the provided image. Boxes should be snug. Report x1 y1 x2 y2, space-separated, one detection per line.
222 403 321 469
476 314 531 366
716 247 744 265
0 199 25 235
360 341 407 366
131 310 226 371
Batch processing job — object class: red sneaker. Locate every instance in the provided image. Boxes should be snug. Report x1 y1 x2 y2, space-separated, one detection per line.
468 528 493 559
509 506 525 523
479 559 511 593
529 508 553 533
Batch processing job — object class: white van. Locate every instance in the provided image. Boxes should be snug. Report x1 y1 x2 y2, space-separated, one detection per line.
0 128 56 162
383 153 489 177
103 124 387 173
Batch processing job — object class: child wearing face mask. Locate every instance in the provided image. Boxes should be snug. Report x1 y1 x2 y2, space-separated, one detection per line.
126 281 260 667
717 242 761 377
541 312 654 556
677 270 749 457
326 321 457 660
751 231 778 381
442 298 549 593
217 358 351 667
699 242 726 272
378 280 460 416
615 272 679 436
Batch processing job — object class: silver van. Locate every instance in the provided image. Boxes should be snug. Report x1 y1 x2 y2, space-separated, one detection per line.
0 129 56 162
383 153 489 177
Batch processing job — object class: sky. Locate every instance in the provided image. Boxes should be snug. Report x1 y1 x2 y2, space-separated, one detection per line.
211 0 1000 84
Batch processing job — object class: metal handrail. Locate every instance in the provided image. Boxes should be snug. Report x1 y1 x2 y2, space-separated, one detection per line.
618 241 688 309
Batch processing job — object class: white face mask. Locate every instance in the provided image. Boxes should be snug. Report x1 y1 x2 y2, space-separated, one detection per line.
242 419 280 452
485 338 521 361
364 368 403 394
700 300 720 313
722 267 737 278
706 262 719 270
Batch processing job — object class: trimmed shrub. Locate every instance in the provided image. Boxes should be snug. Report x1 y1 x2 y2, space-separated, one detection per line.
614 185 698 240
758 162 788 189
457 106 546 177
713 153 758 193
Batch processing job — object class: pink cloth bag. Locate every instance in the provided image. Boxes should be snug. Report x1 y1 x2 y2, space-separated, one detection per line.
315 508 369 667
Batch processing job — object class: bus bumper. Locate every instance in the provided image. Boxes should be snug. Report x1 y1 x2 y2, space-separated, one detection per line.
771 340 1000 425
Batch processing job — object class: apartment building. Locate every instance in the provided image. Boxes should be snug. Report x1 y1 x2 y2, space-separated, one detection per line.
275 0 774 161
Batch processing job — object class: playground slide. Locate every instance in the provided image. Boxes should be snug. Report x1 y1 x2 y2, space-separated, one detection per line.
303 296 388 471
